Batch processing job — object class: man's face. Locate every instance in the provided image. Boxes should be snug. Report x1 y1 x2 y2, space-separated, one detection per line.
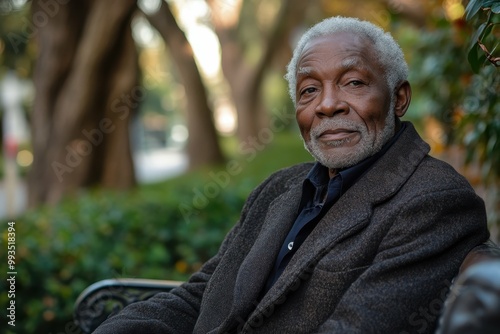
295 32 396 171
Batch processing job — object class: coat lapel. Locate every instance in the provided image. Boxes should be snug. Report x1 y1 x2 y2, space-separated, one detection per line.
219 180 304 328
254 182 373 315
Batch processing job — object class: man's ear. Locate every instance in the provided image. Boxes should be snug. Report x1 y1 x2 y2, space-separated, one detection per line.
394 81 411 118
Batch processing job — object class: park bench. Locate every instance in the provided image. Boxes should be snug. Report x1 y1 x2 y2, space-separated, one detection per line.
74 241 500 333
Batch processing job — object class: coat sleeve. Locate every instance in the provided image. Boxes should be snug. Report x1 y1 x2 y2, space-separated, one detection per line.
92 173 277 334
315 186 489 334
92 225 239 334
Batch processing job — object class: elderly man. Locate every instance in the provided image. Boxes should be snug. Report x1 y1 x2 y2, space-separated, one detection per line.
94 16 489 333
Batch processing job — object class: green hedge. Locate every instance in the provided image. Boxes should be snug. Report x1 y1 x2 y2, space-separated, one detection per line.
0 131 313 333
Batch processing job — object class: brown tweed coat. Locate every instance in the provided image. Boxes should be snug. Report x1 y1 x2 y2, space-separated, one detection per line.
94 122 489 334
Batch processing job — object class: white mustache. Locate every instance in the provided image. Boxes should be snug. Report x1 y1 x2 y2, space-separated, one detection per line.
310 119 362 139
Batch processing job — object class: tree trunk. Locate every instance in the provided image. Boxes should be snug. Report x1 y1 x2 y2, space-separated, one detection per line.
28 0 138 206
207 0 313 141
145 1 225 169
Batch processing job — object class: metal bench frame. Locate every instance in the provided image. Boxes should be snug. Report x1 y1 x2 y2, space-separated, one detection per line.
74 278 182 333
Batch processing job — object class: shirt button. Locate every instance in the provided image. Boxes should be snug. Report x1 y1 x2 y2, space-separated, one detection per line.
288 242 294 250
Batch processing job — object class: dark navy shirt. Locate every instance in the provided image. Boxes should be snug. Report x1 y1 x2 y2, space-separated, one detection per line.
263 123 405 293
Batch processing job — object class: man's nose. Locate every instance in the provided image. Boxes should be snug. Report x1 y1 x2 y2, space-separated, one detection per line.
315 86 349 117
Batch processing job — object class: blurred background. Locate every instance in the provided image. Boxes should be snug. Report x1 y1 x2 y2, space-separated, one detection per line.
0 0 498 332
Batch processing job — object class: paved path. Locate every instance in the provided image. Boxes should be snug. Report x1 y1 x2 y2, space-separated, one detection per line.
134 148 188 184
0 179 26 220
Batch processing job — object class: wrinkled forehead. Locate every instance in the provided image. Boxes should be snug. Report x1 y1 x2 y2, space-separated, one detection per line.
301 31 374 53
296 56 370 77
296 32 381 74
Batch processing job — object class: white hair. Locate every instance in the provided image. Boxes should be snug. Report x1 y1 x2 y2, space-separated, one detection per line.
285 16 408 106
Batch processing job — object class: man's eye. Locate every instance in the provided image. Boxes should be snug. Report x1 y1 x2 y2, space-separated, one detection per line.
348 80 363 86
301 87 317 95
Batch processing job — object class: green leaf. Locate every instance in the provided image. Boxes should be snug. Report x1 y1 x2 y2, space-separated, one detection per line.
478 53 488 68
482 0 500 8
492 3 500 13
466 0 483 21
468 44 481 73
479 22 495 47
466 0 500 20
468 22 487 52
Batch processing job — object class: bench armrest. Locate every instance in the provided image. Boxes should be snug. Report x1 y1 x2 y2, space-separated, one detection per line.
73 278 182 334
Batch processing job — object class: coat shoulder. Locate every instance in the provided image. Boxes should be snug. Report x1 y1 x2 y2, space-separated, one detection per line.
413 155 477 192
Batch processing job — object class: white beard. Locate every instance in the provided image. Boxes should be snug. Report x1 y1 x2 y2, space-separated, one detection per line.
303 101 396 170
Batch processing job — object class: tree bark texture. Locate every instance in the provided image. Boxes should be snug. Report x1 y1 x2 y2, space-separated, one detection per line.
28 0 138 206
